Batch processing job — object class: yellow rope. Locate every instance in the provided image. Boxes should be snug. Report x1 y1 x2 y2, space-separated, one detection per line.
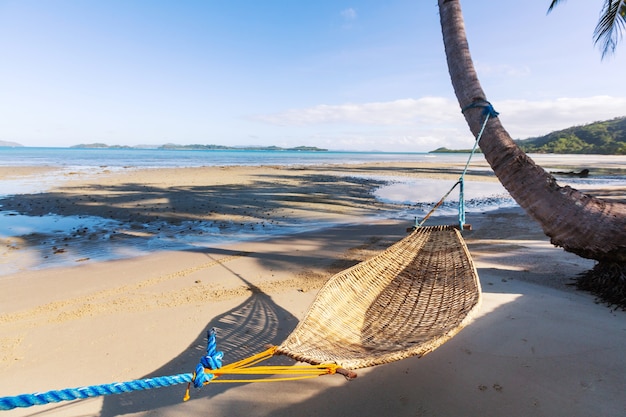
183 346 339 400
208 374 330 384
214 365 337 376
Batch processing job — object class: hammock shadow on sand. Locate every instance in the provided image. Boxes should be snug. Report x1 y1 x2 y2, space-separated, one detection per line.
99 261 298 417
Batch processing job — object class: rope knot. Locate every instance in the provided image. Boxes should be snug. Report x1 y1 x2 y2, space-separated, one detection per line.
192 328 224 388
461 99 499 118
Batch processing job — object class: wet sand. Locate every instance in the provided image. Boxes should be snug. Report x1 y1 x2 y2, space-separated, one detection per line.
0 162 500 274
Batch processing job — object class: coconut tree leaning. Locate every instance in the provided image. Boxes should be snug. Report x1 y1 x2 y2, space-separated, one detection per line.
436 0 626 307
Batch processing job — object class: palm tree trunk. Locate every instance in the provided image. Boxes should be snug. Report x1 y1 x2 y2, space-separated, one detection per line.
437 0 626 264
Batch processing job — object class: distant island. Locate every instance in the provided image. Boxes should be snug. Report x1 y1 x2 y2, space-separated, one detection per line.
6 116 626 154
0 140 23 147
71 143 328 152
430 116 626 155
429 147 482 153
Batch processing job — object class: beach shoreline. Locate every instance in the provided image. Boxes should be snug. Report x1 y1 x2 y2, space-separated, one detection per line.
0 162 501 276
2 159 623 276
1 159 625 416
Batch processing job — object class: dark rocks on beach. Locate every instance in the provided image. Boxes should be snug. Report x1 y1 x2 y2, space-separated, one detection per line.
551 168 590 178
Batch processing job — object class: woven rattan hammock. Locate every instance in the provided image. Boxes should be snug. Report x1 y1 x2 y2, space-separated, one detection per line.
275 224 482 370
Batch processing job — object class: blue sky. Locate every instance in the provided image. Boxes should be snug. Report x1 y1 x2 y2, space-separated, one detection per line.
0 1 624 151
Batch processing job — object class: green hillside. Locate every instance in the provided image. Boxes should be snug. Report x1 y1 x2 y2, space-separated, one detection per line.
515 116 626 154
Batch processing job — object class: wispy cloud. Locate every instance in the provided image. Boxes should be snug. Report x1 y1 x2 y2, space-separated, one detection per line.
476 63 532 78
340 8 357 20
253 97 460 126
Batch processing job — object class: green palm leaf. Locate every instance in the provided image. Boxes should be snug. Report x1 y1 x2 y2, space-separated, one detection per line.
547 0 562 14
548 0 626 58
594 0 626 58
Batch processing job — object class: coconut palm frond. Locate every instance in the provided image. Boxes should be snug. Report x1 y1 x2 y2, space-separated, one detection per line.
594 0 626 58
547 0 565 14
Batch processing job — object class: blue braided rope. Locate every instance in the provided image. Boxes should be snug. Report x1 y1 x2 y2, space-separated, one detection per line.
455 100 498 229
0 373 193 410
458 178 466 229
0 328 224 411
418 100 498 229
192 328 223 388
461 99 499 118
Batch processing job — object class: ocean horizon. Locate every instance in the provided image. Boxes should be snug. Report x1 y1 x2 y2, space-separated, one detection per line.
0 146 451 169
2 146 624 168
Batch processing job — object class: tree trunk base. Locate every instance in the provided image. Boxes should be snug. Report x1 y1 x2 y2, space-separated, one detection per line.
576 262 626 310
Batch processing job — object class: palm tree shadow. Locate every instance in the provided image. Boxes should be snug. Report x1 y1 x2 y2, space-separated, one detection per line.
99 259 299 417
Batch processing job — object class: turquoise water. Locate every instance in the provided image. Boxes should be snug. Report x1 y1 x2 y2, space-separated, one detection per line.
0 147 458 168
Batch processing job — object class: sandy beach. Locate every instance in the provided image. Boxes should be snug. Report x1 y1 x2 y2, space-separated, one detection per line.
1 160 625 416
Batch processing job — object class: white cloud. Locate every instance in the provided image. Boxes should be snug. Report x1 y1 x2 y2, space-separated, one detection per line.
497 95 626 139
340 8 357 20
251 95 626 151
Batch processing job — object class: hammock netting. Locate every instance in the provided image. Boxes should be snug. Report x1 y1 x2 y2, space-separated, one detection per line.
276 224 481 370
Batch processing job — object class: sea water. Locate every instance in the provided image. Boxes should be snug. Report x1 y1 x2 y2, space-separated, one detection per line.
0 147 458 169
